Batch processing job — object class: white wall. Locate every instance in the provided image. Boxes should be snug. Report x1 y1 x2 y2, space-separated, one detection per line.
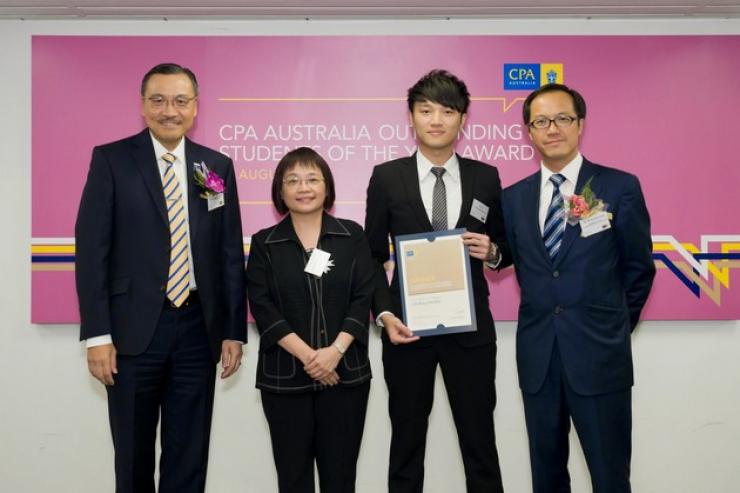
1 18 739 493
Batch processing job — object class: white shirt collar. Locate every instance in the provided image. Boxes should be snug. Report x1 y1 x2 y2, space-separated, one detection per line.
416 150 460 183
150 132 186 164
540 152 582 188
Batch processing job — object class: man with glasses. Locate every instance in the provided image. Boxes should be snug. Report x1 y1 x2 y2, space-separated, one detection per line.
502 83 655 492
75 63 246 493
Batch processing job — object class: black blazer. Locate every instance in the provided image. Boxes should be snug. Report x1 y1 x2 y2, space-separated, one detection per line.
364 154 511 348
503 159 655 395
247 213 374 393
75 129 247 361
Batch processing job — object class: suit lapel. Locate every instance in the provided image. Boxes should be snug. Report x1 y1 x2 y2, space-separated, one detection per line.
455 156 473 228
185 138 201 244
399 155 433 231
523 172 551 261
554 160 600 267
132 130 168 226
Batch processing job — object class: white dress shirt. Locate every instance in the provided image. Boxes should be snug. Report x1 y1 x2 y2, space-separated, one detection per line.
538 153 583 234
416 151 463 229
86 134 197 348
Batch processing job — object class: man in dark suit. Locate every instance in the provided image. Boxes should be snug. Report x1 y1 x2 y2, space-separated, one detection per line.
364 70 509 493
75 63 247 493
503 83 655 492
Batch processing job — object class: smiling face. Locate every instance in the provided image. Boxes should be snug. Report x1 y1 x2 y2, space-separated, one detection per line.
527 90 584 172
280 162 327 216
141 73 198 151
410 100 466 163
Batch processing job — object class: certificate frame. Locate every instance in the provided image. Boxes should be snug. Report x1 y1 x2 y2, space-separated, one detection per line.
394 228 477 337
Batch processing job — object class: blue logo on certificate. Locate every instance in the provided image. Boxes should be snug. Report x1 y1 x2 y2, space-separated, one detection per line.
406 250 414 257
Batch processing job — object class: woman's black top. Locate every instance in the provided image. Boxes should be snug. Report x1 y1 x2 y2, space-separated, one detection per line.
247 213 374 393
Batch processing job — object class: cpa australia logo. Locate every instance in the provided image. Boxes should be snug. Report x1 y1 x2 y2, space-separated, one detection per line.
547 69 558 84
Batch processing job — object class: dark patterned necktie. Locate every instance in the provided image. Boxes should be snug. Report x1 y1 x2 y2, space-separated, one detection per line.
430 167 447 231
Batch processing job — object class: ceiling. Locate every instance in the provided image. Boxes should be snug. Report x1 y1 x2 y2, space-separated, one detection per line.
2 0 739 20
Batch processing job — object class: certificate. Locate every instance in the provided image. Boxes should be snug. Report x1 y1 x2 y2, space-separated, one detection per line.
394 229 477 336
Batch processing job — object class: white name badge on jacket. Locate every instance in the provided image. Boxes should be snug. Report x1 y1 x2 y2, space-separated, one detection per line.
207 193 225 211
470 199 489 223
580 211 611 237
304 248 331 278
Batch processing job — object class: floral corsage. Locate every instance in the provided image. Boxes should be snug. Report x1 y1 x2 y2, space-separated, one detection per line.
563 177 607 225
194 162 225 199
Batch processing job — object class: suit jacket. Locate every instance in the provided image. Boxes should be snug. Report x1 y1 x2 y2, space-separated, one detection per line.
247 213 374 393
364 154 511 348
75 129 247 362
503 158 655 395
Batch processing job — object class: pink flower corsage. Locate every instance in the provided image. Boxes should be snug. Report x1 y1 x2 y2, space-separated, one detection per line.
563 177 607 225
194 162 225 199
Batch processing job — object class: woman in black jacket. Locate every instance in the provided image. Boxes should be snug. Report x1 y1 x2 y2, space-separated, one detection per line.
247 147 374 493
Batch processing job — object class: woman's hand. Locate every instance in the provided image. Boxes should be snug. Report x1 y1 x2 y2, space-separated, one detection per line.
304 346 343 381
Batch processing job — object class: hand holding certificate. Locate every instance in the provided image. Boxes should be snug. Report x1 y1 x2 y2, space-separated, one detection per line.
394 229 477 336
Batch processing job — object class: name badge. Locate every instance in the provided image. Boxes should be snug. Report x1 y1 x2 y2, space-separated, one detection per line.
207 193 225 211
304 248 331 278
470 199 489 223
580 211 611 237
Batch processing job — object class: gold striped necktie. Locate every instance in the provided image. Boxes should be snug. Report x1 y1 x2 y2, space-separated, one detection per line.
161 152 190 307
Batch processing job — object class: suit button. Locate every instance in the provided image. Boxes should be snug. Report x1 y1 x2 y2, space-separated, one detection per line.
160 285 166 292
553 270 560 278
554 305 562 315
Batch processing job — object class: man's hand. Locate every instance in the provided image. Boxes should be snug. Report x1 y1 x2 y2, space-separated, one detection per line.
87 343 117 386
462 231 495 261
381 314 420 345
304 346 342 381
220 340 243 379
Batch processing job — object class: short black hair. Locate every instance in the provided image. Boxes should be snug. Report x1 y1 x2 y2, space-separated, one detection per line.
271 147 336 215
407 69 470 114
522 83 587 124
140 63 199 97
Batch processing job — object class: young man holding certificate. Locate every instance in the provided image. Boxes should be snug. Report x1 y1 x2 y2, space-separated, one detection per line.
364 69 510 493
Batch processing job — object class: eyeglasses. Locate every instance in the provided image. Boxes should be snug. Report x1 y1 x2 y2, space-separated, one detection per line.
528 115 578 130
282 177 324 188
146 95 196 109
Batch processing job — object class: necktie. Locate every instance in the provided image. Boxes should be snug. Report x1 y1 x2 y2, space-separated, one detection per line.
543 173 566 261
430 167 447 231
161 152 191 307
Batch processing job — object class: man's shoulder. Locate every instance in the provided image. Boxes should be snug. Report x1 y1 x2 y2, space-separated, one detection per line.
458 156 499 172
186 138 231 164
584 159 639 187
94 131 146 153
504 170 539 195
372 156 413 174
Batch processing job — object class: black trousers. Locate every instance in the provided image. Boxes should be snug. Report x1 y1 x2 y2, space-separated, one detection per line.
382 337 503 493
522 343 632 493
107 297 216 493
261 382 371 493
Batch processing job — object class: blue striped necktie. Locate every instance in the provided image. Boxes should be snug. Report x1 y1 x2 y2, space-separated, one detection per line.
543 173 566 261
161 152 191 307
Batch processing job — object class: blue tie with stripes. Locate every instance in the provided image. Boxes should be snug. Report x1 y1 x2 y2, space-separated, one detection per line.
543 173 566 261
161 153 190 307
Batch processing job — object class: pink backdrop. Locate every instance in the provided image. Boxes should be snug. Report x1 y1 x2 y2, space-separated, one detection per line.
32 35 740 322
